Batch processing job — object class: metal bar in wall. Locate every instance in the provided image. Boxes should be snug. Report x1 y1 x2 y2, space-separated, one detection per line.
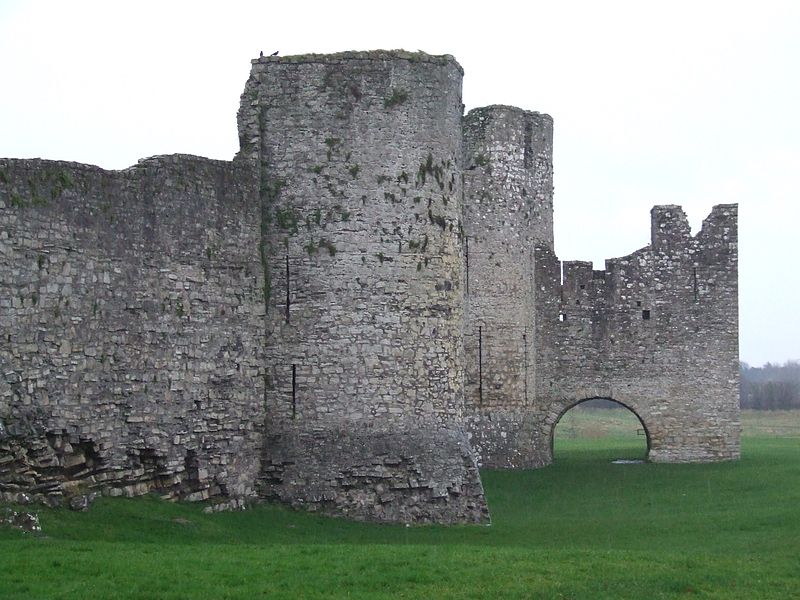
478 325 483 406
291 364 296 419
285 253 290 322
523 330 528 404
465 236 470 296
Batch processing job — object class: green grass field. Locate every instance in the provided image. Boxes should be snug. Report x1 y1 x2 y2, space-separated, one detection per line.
1 410 799 599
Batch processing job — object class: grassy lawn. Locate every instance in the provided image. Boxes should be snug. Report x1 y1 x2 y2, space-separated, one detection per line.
1 411 799 599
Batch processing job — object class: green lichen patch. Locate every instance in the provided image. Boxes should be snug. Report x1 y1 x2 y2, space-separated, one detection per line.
428 209 447 230
384 88 408 108
319 239 337 257
324 137 341 160
416 153 445 190
275 207 300 234
333 205 351 222
474 153 490 167
258 173 282 310
57 170 75 189
261 178 286 204
307 208 322 228
407 235 428 252
10 193 26 208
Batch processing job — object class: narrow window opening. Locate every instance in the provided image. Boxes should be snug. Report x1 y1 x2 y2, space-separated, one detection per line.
285 253 290 323
559 312 567 322
636 300 642 307
693 267 699 302
642 309 651 320
523 331 528 404
291 364 297 419
464 236 470 296
523 121 533 169
478 326 483 406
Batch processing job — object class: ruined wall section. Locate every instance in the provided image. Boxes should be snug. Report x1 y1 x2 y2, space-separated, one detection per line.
531 204 740 464
238 51 487 523
0 156 265 507
461 106 554 467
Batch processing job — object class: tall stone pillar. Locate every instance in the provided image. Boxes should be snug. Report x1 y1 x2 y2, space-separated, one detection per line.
461 106 555 467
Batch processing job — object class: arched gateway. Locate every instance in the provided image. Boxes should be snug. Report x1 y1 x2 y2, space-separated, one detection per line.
550 397 651 461
462 107 739 470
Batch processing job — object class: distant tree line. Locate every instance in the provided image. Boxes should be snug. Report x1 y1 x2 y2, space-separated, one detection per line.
740 360 800 410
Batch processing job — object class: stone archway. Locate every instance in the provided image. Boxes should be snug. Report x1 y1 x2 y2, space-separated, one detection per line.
549 397 651 462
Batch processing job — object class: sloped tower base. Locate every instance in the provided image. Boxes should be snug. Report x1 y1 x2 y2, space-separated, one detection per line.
260 424 488 523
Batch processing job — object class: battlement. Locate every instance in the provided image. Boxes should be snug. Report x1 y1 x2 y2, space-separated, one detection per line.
650 204 691 250
698 203 738 241
648 203 738 252
252 49 463 72
561 260 595 291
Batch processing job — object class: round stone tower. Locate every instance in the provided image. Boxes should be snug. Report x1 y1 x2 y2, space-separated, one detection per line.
461 105 555 467
237 51 487 523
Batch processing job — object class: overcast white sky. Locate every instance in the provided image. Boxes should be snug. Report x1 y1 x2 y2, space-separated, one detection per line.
1 0 797 367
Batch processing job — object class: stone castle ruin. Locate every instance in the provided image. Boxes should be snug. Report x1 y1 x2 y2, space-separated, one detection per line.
0 51 739 523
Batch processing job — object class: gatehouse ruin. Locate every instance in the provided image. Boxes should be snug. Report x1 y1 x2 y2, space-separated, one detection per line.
0 51 740 523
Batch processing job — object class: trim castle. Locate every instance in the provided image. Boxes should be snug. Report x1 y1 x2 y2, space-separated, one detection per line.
0 51 739 522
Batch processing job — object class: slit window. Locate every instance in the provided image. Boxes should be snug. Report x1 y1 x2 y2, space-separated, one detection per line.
291 364 297 419
524 122 533 168
642 309 651 320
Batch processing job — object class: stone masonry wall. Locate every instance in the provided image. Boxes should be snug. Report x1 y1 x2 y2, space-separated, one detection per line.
0 49 740 523
459 108 739 471
0 156 265 507
461 106 555 467
237 51 488 523
528 204 740 465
